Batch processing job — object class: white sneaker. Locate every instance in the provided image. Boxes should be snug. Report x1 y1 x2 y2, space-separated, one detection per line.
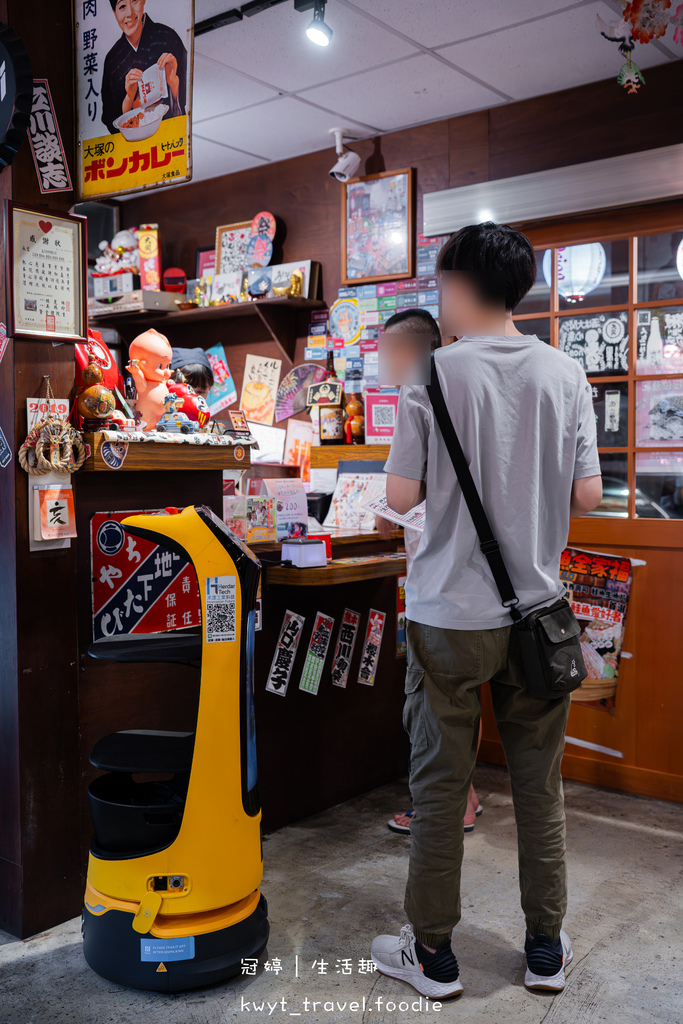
371 924 464 999
524 929 573 991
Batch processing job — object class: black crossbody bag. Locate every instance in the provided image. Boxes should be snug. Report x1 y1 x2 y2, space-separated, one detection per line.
425 353 586 700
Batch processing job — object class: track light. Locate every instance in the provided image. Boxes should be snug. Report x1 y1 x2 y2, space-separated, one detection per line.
329 127 361 182
306 0 332 46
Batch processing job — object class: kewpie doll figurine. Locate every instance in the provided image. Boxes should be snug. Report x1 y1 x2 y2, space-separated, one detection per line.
126 328 173 430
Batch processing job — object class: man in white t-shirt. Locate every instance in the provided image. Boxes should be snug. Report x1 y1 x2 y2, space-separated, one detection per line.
370 223 601 1000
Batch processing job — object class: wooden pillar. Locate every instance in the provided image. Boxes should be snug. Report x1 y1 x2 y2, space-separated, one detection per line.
0 0 82 937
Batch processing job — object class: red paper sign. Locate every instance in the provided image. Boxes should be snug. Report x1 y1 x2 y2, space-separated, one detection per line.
91 511 201 641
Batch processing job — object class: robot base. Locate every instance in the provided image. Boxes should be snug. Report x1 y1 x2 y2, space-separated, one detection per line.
83 893 269 993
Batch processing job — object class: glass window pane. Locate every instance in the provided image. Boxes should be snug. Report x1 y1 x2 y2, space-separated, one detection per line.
558 310 628 376
637 230 683 303
636 378 683 446
635 305 683 375
515 316 550 344
635 451 683 519
591 382 628 446
544 240 629 311
589 453 628 518
514 253 550 314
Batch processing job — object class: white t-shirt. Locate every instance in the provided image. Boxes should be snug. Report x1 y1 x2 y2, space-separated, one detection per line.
384 335 600 630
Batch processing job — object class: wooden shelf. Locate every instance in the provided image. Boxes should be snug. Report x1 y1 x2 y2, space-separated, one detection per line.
265 554 406 586
310 444 391 468
81 433 251 472
89 297 326 363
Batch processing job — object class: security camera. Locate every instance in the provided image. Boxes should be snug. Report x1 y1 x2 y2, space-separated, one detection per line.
329 127 361 182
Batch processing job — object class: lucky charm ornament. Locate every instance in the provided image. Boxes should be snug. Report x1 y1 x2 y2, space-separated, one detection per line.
19 376 86 475
126 328 173 430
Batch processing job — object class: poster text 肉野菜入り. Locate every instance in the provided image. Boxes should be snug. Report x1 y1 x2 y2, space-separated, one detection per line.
75 0 193 200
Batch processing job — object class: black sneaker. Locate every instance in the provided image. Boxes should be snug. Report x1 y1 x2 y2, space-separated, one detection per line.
371 924 464 998
524 930 573 991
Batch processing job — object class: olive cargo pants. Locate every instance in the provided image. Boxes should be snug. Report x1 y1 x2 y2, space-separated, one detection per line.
403 618 571 948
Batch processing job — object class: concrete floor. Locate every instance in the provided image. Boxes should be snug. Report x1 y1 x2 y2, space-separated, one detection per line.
1 764 682 1024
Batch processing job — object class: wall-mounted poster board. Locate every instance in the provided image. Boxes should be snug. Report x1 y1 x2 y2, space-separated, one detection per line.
75 0 194 199
341 168 414 286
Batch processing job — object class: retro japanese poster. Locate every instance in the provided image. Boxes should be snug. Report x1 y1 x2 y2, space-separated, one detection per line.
342 168 414 285
358 609 386 687
91 511 201 641
240 354 282 426
266 610 306 697
75 0 194 199
299 612 335 696
331 608 361 688
559 546 634 713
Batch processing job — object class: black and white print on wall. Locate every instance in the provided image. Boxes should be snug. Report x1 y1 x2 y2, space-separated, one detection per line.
558 310 628 376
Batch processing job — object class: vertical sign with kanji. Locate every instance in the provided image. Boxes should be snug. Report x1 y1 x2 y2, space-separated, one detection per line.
75 0 193 199
559 546 634 713
358 609 386 686
28 80 73 194
266 611 305 697
91 511 201 641
330 608 361 689
299 612 334 695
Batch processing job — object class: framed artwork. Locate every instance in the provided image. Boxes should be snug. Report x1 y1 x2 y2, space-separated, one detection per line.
4 200 88 342
196 246 215 279
341 168 414 286
215 220 251 275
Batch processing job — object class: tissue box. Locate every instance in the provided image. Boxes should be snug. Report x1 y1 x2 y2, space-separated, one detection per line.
281 539 327 568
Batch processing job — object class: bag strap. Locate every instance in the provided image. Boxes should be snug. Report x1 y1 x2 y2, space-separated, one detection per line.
426 352 523 624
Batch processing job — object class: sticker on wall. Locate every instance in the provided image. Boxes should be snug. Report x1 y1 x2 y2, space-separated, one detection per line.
299 611 335 695
28 79 73 194
358 609 386 686
0 323 7 365
205 576 237 644
266 610 305 697
330 608 361 688
0 425 12 468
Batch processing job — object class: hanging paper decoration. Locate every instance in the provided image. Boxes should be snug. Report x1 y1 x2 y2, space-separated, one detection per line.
597 2 683 91
542 244 606 304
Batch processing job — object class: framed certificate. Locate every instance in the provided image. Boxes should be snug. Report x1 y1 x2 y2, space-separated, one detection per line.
5 201 88 342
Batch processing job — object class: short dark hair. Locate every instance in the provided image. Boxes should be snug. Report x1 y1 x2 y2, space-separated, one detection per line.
178 363 214 393
384 307 442 350
437 222 536 311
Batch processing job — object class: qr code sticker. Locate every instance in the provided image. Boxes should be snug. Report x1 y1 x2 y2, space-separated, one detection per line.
372 404 396 428
205 576 237 643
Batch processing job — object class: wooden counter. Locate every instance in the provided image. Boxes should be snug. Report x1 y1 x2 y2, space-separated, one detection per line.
311 444 391 467
265 554 406 586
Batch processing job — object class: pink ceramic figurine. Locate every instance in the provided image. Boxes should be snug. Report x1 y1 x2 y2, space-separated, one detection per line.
126 329 173 429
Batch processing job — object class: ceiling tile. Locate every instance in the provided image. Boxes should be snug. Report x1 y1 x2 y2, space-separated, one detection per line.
197 96 368 163
302 53 504 132
193 54 281 123
189 134 269 182
341 0 578 49
439 2 673 100
194 1 416 93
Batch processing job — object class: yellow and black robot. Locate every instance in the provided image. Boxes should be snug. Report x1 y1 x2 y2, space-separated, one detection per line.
82 505 268 992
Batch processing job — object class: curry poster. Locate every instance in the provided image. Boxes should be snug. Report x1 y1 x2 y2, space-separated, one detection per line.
75 0 194 199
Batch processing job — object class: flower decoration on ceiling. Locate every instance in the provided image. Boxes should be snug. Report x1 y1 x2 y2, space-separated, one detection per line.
597 1 682 92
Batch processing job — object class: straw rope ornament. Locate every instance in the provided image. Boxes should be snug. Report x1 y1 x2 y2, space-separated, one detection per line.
18 376 86 475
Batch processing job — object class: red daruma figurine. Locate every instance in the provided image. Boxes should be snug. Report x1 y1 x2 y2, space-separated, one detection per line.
126 328 173 430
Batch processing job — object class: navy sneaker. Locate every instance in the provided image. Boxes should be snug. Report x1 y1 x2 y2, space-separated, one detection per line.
524 930 573 991
371 924 463 998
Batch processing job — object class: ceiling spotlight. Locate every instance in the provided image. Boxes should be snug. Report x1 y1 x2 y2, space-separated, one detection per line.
306 0 333 46
329 127 361 182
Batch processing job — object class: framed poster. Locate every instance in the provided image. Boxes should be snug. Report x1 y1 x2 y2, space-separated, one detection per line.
74 0 194 200
5 201 87 342
341 168 414 286
215 221 251 275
